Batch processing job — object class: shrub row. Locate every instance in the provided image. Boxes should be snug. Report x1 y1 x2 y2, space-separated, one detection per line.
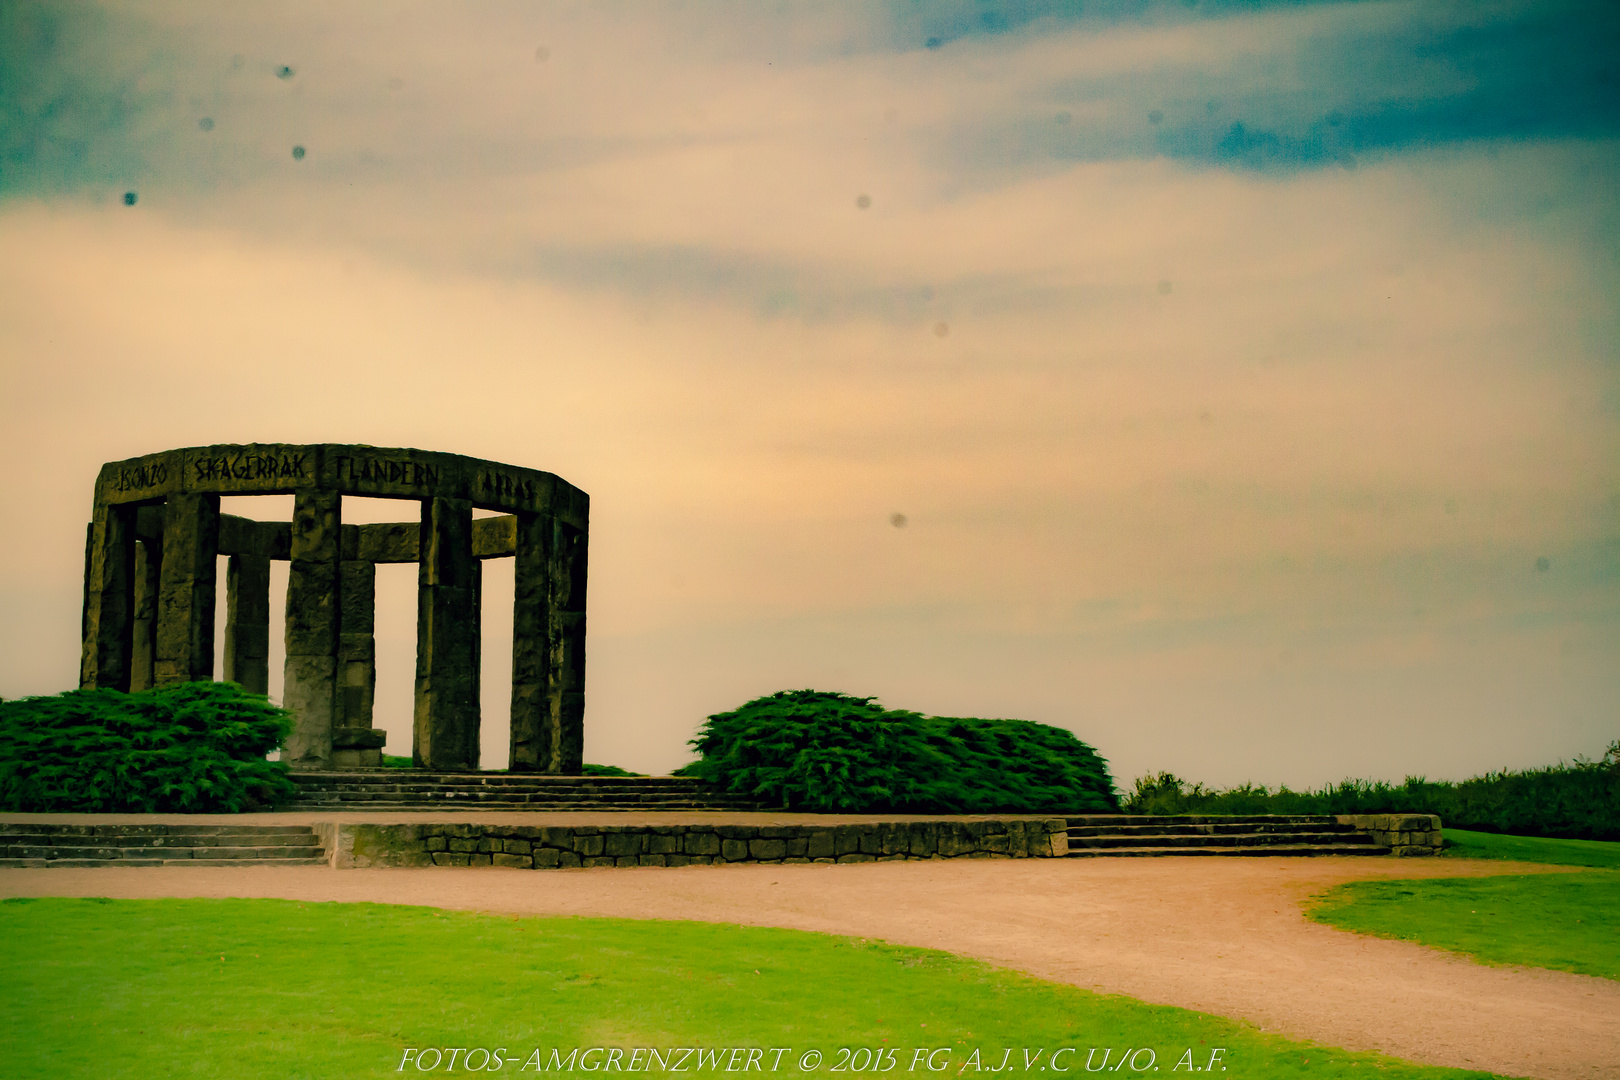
0 683 295 813
679 689 1118 814
1124 744 1620 841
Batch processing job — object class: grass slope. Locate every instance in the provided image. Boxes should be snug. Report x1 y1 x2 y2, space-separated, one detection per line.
0 898 1502 1080
1308 830 1620 980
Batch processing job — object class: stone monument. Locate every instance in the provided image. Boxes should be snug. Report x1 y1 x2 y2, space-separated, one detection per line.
78 444 588 773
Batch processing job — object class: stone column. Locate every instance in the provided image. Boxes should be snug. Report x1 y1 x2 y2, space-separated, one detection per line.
509 514 586 774
153 493 219 686
552 519 588 775
129 539 162 692
414 496 478 770
284 490 341 767
224 553 272 695
509 513 552 771
337 550 376 731
80 503 135 690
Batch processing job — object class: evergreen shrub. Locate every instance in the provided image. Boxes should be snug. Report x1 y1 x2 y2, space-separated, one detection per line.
0 682 296 813
1123 741 1620 840
680 689 1117 813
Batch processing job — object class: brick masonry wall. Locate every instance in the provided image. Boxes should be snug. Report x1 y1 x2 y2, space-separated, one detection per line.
331 819 1069 869
1335 814 1443 856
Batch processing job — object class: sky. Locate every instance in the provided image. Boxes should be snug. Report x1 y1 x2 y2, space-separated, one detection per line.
1 0 1616 790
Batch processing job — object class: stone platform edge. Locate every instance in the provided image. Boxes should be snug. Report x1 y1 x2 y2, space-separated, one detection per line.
1335 814 1442 856
316 818 1070 869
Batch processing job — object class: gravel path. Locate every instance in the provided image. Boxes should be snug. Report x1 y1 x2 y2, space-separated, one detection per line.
3 855 1614 1079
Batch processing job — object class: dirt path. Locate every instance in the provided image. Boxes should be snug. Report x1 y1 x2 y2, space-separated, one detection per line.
4 856 1614 1078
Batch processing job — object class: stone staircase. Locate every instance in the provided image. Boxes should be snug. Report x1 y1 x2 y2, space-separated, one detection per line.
1065 814 1392 857
0 823 326 868
284 771 768 812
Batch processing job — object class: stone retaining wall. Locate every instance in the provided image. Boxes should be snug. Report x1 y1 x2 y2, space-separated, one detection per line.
330 819 1069 869
1335 814 1443 856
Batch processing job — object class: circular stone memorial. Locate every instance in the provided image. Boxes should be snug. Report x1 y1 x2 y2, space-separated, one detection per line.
78 444 588 773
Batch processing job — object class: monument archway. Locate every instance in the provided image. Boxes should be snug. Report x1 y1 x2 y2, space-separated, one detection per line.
79 444 587 773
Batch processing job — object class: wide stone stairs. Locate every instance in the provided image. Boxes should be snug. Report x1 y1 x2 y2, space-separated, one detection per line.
0 823 326 868
285 771 768 812
1065 814 1391 857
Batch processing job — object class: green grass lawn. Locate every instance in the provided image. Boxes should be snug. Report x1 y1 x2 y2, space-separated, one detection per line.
1307 830 1620 980
0 897 1502 1080
1440 828 1620 867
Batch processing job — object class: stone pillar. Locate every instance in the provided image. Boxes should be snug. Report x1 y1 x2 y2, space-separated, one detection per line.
224 554 272 695
129 539 162 692
553 519 587 775
80 503 135 690
284 490 341 767
509 514 586 774
153 493 219 686
414 496 478 770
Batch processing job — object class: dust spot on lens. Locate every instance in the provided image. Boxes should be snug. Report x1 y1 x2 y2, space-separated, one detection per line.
291 145 306 160
230 54 244 71
1056 111 1072 125
387 77 403 91
925 37 943 50
890 513 908 528
1157 280 1172 295
933 322 948 337
276 65 295 79
123 191 137 206
198 117 214 131
535 46 551 62
1535 556 1550 572
1148 109 1164 124
856 194 871 209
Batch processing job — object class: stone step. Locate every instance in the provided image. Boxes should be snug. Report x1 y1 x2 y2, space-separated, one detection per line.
1066 843 1391 857
1065 814 1339 826
3 844 326 861
1066 822 1363 838
0 831 319 848
1067 831 1375 849
279 802 752 812
0 856 329 868
0 829 315 841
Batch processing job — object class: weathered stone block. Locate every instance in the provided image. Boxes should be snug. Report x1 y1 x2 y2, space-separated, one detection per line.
638 854 667 866
759 825 796 839
716 825 759 840
604 833 644 858
615 856 637 867
834 825 862 855
786 837 809 858
448 838 480 853
583 856 613 868
534 848 560 868
984 834 1008 854
807 830 835 859
557 851 581 868
838 853 874 863
540 827 574 847
666 854 690 867
494 853 531 869
477 838 498 854
908 822 938 856
783 857 810 864
505 839 532 855
469 854 492 866
684 832 721 856
424 837 447 852
648 835 680 855
858 826 882 855
574 834 604 857
749 838 788 860
720 839 749 862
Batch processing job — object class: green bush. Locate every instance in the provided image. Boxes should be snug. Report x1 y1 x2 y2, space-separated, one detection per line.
0 682 296 813
1123 741 1620 840
582 763 645 777
680 689 1117 813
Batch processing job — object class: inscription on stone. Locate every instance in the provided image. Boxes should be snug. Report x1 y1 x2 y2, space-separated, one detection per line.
193 452 308 483
112 462 170 492
334 455 441 488
479 469 537 503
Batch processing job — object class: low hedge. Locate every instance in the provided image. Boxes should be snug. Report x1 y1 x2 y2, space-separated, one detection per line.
0 682 296 813
1124 743 1620 841
679 689 1118 814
